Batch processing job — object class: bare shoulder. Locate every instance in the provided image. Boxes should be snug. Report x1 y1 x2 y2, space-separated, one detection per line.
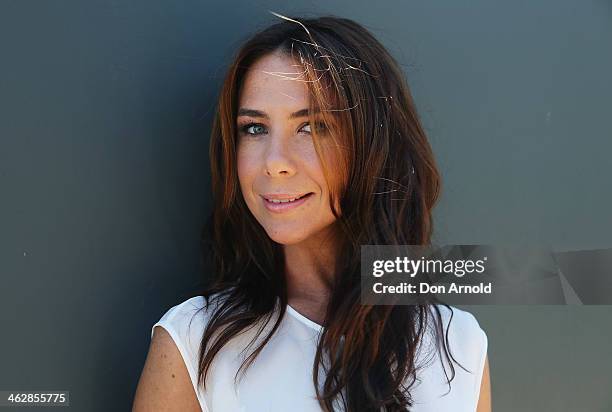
476 355 492 412
132 325 202 412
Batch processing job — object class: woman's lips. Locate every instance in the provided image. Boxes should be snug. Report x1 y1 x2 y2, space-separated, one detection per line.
261 192 314 213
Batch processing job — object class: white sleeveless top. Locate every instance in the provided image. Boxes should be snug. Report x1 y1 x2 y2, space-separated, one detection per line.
151 295 488 412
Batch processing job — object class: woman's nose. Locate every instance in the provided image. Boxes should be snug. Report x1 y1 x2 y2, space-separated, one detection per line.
264 133 296 177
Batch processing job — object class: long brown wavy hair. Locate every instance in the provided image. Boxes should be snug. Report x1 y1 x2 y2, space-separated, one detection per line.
196 13 465 411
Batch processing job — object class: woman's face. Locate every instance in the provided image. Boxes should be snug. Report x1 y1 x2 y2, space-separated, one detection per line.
236 51 340 246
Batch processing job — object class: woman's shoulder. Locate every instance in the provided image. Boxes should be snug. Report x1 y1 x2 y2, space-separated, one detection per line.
420 304 488 365
150 291 228 337
149 291 231 363
409 304 488 410
148 291 231 411
431 304 487 346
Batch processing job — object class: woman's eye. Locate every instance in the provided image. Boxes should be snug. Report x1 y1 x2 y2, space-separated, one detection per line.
302 121 327 134
238 121 327 137
239 123 267 136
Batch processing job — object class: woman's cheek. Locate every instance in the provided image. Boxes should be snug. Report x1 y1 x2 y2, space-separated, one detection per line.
237 143 257 175
236 150 255 197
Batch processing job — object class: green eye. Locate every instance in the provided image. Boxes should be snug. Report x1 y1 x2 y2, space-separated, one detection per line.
238 121 327 137
240 123 267 136
303 121 327 134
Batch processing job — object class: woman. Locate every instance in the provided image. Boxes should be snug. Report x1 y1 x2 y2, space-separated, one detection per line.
134 13 490 412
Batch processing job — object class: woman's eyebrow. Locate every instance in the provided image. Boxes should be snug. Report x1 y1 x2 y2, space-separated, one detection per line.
237 108 321 120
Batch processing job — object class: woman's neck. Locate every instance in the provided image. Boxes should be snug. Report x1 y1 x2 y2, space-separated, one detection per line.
282 226 339 325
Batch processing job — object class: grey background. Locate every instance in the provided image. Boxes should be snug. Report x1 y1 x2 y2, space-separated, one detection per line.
1 1 610 411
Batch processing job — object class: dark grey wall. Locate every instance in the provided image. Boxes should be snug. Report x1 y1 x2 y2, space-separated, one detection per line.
1 1 610 411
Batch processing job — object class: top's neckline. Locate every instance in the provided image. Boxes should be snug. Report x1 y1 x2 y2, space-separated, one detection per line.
286 304 324 332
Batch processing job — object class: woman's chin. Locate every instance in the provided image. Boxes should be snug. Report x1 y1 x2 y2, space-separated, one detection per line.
265 229 310 246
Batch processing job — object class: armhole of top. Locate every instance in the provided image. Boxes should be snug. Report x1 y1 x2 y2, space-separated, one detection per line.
151 304 211 412
436 305 489 409
471 323 489 409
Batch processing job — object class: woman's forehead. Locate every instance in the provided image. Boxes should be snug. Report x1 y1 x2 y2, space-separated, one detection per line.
247 51 305 77
240 76 310 106
239 52 340 119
